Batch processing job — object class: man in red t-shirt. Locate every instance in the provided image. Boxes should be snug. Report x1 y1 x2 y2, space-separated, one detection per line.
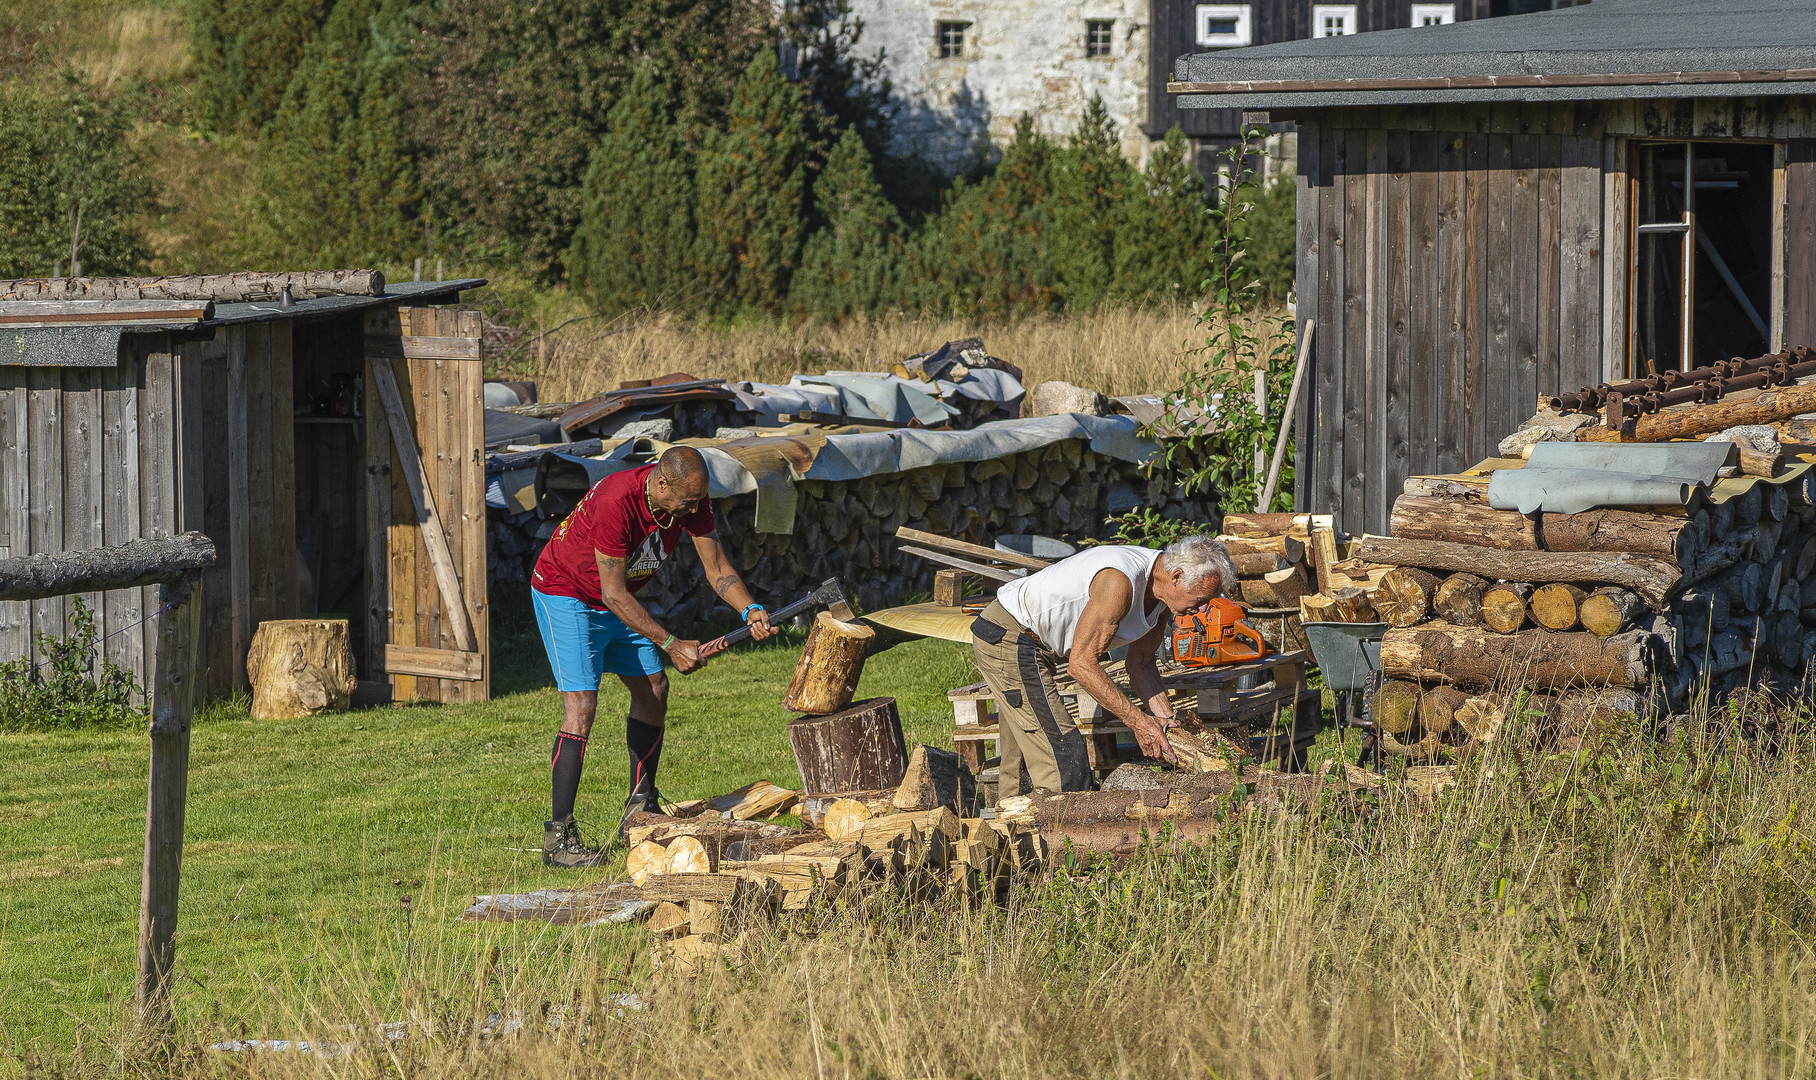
530 446 774 866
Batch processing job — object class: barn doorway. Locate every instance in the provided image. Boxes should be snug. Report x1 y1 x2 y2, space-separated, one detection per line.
1631 140 1779 374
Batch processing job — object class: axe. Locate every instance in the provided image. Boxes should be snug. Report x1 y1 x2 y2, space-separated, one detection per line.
698 578 854 659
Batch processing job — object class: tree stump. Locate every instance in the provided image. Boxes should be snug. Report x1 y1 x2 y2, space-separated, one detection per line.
246 619 357 720
788 697 908 801
783 611 876 715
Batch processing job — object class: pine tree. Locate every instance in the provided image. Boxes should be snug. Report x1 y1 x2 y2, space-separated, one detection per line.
790 127 906 322
694 48 810 315
1047 95 1133 312
908 116 1060 318
188 0 334 135
568 65 701 317
244 0 421 267
1112 125 1214 303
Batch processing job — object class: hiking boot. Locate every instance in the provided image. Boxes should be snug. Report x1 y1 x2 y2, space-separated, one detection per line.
618 787 664 841
543 818 608 868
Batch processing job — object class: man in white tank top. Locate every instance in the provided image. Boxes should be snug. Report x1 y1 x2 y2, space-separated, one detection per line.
970 535 1237 794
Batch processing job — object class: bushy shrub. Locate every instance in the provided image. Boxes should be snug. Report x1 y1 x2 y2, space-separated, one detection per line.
0 75 155 278
187 0 334 135
0 597 147 733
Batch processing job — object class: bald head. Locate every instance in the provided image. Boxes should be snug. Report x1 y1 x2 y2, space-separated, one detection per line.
657 446 709 488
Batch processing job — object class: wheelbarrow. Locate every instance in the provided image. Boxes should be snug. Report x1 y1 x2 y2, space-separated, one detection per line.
1301 621 1389 768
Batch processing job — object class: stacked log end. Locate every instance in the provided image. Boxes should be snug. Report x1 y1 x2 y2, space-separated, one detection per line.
1355 460 1816 747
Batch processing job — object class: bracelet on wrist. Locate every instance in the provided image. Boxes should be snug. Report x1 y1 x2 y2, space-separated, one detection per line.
660 633 676 651
741 603 765 620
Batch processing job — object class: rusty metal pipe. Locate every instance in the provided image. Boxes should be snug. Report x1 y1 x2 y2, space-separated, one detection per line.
1554 346 1813 414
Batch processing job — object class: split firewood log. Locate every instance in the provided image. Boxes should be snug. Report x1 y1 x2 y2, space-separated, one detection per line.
1219 512 1312 537
891 744 976 814
1371 679 1422 735
646 901 691 936
1530 583 1589 631
1454 697 1505 744
1379 625 1654 691
1223 534 1306 564
1373 567 1442 628
1416 685 1469 735
823 798 874 841
1578 587 1645 638
1433 573 1488 628
627 841 671 886
1481 583 1533 634
665 836 714 876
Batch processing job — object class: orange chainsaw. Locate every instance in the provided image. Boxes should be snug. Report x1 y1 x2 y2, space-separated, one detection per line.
1169 597 1270 667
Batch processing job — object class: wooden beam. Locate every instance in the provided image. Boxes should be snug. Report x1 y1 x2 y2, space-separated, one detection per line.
0 300 211 328
1167 69 1816 97
897 545 1023 583
383 643 483 681
894 525 1051 571
363 335 483 361
0 532 216 601
368 357 479 654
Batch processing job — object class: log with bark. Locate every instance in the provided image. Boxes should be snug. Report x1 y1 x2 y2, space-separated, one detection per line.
1578 588 1645 638
1241 565 1311 608
1227 549 1289 577
1374 567 1442 628
0 270 386 302
1416 685 1469 735
1433 573 1488 628
1482 583 1533 634
1539 508 1695 563
1577 380 1816 443
1389 495 1540 551
1357 536 1683 606
789 698 909 799
0 531 216 601
1529 583 1589 632
245 619 359 719
1379 625 1655 691
1372 680 1423 735
783 611 875 714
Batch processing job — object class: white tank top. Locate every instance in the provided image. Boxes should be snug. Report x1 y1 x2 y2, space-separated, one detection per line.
995 545 1164 656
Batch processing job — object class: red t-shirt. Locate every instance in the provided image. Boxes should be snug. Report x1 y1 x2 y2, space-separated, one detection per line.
532 463 716 609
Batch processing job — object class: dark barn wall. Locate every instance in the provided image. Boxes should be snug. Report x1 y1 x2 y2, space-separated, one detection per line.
1286 97 1816 535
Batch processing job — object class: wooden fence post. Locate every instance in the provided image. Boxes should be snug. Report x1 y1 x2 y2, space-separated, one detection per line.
134 573 204 1032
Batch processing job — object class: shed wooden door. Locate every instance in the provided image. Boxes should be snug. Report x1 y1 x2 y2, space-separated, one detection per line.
363 306 489 703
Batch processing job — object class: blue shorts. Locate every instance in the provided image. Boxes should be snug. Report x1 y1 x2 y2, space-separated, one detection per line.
531 589 664 690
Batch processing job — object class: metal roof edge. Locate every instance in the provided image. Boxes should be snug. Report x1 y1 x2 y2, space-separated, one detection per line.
1178 82 1816 110
201 278 488 326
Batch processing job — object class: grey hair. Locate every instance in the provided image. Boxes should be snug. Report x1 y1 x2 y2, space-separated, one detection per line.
1160 534 1236 594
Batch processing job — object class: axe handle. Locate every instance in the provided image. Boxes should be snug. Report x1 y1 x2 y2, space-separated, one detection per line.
698 591 824 659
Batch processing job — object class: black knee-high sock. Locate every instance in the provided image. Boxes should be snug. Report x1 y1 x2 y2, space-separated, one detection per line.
550 732 588 822
627 717 663 797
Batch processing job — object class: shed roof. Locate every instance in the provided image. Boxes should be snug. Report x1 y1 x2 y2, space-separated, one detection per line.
205 278 484 326
1173 0 1816 110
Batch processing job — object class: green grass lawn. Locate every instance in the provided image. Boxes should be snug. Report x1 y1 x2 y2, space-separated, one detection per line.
0 599 979 1051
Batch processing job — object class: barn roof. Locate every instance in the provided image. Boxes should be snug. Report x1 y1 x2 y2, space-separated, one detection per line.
1172 0 1816 109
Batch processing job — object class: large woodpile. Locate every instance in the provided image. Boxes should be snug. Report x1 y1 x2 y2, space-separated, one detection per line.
1294 432 1816 753
489 441 1218 624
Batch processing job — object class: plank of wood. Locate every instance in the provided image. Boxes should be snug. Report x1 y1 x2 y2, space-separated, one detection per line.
894 525 1049 571
1408 132 1440 484
27 367 64 656
61 366 103 648
1464 131 1489 465
362 334 483 360
1558 135 1604 393
1315 121 1344 518
1537 135 1562 412
897 544 1022 583
456 310 489 701
1380 126 1411 536
1342 127 1369 533
384 354 417 701
1295 118 1321 513
0 375 23 660
245 321 277 632
367 348 478 653
382 643 483 680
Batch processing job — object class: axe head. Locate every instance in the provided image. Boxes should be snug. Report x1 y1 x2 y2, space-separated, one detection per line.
813 578 856 622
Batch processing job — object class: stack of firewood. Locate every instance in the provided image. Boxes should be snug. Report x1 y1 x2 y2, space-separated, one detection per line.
1294 463 1816 755
614 804 1046 973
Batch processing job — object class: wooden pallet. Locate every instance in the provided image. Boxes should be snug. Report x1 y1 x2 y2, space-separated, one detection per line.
951 651 1322 775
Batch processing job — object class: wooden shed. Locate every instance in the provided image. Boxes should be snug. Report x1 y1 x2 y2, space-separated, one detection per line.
0 275 494 704
1170 0 1816 533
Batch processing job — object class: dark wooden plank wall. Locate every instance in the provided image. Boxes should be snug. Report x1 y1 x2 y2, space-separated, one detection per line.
0 337 180 691
1288 95 1816 532
1291 103 1606 534
1148 0 1494 138
291 317 369 669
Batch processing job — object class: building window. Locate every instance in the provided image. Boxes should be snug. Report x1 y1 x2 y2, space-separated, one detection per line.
1312 4 1357 35
1085 19 1114 57
1629 141 1780 376
1195 4 1252 47
937 21 969 59
1411 3 1455 24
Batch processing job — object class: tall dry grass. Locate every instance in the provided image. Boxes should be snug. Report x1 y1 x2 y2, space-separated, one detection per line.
79 709 1816 1080
507 305 1273 404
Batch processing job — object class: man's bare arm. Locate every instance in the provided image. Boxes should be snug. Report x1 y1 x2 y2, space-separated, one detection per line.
1124 621 1175 723
595 553 673 644
1068 570 1177 762
692 532 758 612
